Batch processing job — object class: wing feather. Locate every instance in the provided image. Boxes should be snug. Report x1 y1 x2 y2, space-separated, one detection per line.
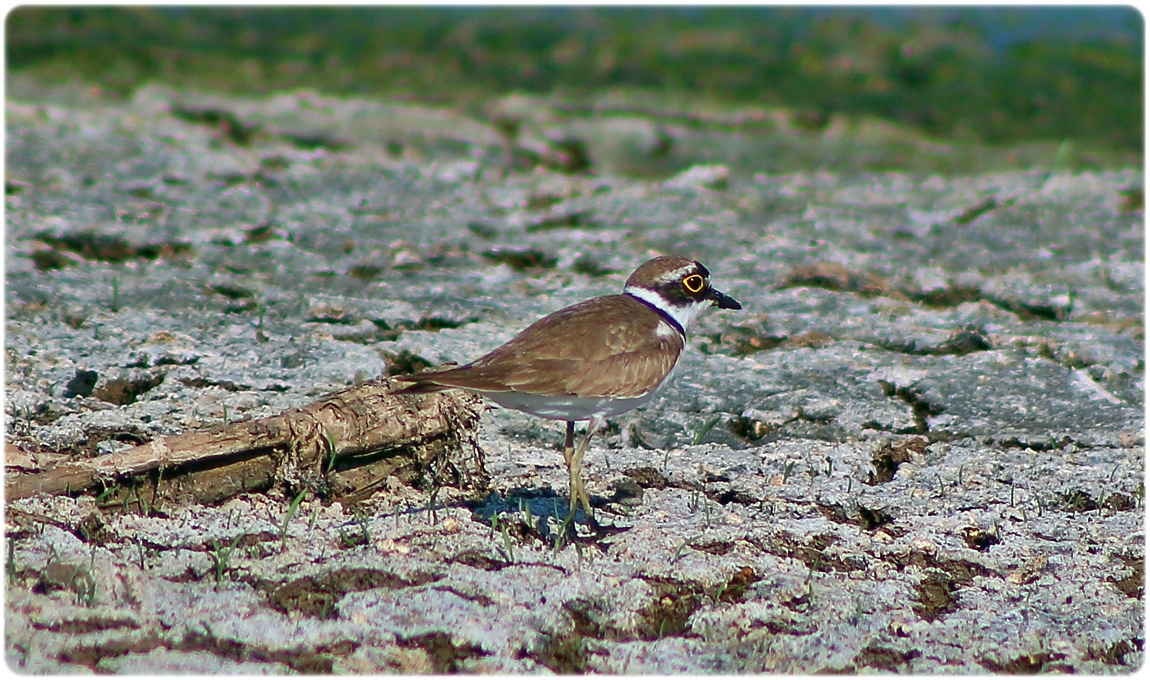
402 295 683 398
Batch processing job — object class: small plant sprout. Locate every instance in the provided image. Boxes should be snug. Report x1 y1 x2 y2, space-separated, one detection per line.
95 481 117 505
692 414 722 445
713 580 728 604
323 427 339 473
210 534 245 585
280 488 308 548
308 503 321 534
552 500 572 554
425 470 442 524
499 517 516 563
671 536 698 564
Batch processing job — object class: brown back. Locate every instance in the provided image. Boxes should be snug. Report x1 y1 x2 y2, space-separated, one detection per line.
404 294 683 398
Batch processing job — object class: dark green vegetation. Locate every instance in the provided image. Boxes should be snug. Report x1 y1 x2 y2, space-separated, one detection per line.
7 6 1143 157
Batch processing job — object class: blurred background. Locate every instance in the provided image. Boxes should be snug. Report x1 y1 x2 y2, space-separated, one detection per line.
6 6 1144 170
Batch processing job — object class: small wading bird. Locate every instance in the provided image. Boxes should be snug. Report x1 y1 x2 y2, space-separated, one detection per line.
396 255 741 523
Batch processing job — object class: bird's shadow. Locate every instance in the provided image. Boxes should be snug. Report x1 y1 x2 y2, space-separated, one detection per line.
467 488 631 543
354 485 631 549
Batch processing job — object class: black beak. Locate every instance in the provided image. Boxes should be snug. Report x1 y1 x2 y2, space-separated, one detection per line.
708 287 742 310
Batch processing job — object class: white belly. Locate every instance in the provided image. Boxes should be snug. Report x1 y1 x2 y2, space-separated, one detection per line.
483 389 657 422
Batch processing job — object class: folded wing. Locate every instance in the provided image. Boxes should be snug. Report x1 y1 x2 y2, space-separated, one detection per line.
397 295 683 399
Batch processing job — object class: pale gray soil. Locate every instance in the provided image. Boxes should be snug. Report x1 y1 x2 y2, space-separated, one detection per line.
5 86 1143 673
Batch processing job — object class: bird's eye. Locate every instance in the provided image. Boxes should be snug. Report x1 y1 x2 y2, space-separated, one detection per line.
682 274 706 293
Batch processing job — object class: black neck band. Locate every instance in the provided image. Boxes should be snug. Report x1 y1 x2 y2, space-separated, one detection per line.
627 293 686 338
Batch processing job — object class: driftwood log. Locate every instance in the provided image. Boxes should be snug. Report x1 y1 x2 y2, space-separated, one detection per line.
6 378 488 508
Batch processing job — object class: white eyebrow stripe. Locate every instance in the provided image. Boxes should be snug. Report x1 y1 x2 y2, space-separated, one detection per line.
653 264 703 286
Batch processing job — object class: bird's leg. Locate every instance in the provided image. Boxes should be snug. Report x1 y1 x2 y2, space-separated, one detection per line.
563 420 576 459
561 420 580 519
567 416 602 522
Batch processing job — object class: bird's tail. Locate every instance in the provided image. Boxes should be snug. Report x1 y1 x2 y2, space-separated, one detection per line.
392 361 467 394
391 377 450 395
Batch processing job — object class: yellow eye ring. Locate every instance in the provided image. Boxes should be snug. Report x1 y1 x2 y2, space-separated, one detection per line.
683 274 706 293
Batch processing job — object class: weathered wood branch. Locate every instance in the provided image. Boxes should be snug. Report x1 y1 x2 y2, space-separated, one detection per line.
6 377 487 506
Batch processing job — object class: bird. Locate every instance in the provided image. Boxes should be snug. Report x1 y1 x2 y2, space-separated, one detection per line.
395 255 741 523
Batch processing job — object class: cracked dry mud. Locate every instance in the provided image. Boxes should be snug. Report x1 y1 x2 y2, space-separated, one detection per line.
5 88 1144 673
